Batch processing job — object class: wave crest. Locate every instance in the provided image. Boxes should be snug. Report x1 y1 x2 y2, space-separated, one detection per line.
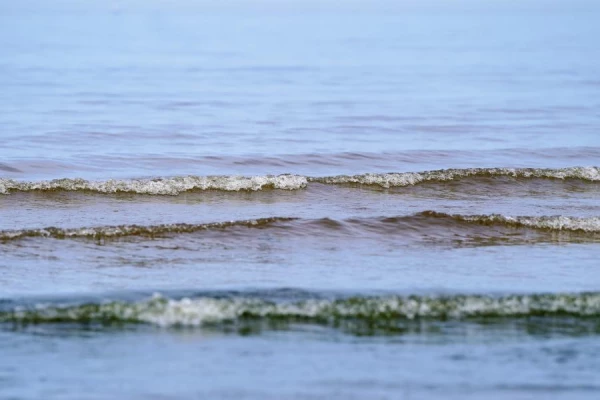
3 292 600 328
0 174 307 195
422 211 600 233
2 167 599 195
0 217 294 241
311 167 600 188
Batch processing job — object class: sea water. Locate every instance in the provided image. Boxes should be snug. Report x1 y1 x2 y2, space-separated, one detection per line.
1 1 600 399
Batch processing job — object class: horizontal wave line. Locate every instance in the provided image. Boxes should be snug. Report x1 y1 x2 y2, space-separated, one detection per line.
2 212 600 243
3 292 600 329
0 217 296 241
1 167 598 195
0 175 308 195
310 166 600 188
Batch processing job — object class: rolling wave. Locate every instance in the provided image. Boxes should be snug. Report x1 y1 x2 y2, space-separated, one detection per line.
422 211 600 233
0 217 295 241
2 292 599 332
0 175 308 195
311 166 600 188
1 212 599 242
1 167 598 195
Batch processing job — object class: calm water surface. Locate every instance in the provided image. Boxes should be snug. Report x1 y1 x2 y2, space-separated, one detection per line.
1 1 600 399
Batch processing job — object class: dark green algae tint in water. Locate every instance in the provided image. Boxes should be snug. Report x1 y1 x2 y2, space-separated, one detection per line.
2 0 600 399
3 293 600 400
3 291 600 337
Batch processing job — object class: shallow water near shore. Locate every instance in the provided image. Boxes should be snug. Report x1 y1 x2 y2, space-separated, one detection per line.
1 1 600 399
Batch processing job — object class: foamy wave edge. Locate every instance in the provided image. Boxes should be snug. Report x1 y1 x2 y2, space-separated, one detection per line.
3 292 600 326
0 175 308 195
1 167 599 195
424 211 600 233
311 166 600 188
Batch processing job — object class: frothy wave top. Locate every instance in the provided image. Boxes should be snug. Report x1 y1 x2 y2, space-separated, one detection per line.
0 175 307 195
1 167 599 195
423 211 600 233
311 167 600 188
3 292 600 328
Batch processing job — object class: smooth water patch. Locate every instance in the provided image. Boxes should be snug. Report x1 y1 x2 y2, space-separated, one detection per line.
2 327 600 400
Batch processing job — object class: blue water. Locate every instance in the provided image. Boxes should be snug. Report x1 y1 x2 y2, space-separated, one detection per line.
1 1 600 399
2 2 599 178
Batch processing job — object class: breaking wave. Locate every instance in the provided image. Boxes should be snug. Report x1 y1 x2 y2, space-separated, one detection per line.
311 167 600 188
421 211 600 233
1 212 600 242
0 174 307 195
2 292 600 332
1 167 598 195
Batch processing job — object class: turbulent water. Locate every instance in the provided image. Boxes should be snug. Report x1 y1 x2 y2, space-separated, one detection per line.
1 167 599 195
2 1 600 399
5 291 600 328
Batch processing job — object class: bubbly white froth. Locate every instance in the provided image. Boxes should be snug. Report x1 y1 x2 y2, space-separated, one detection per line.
0 175 308 195
455 214 600 233
4 292 600 327
312 167 600 188
1 167 598 195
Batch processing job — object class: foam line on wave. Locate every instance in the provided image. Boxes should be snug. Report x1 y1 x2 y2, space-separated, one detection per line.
2 292 600 327
420 211 600 233
0 175 308 195
310 166 600 188
1 167 599 195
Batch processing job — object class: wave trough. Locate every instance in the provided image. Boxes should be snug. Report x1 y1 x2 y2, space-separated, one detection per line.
423 211 600 233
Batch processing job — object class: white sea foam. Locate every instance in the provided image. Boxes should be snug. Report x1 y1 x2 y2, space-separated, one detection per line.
0 175 308 195
311 167 600 188
0 217 293 241
450 214 600 233
2 213 599 242
2 167 598 195
4 292 600 327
